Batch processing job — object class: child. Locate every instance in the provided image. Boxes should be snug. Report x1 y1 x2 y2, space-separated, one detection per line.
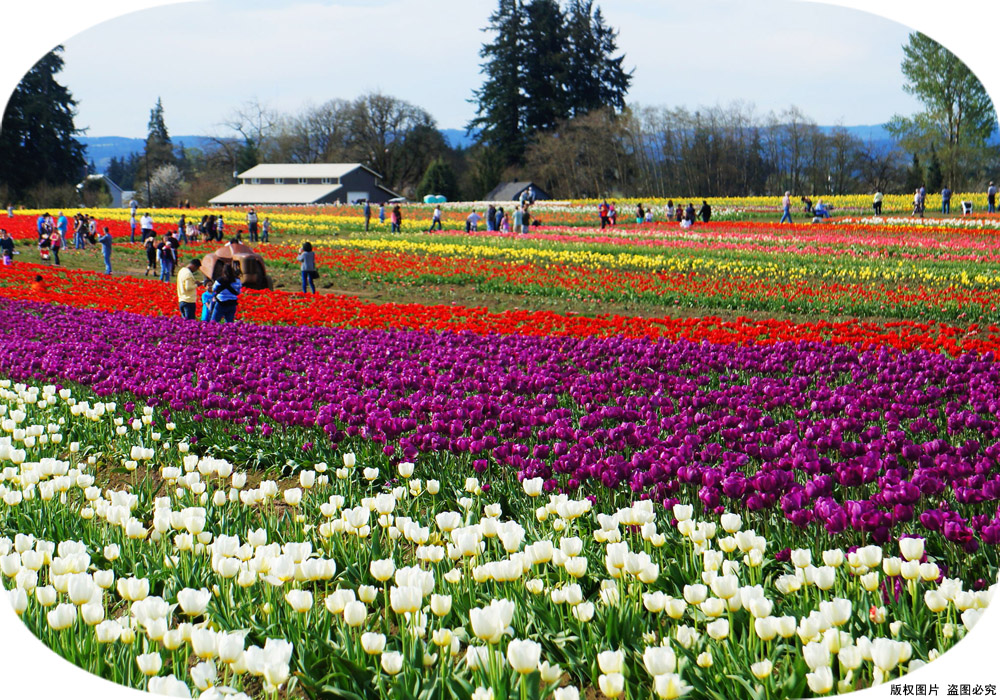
0 230 13 265
200 287 216 321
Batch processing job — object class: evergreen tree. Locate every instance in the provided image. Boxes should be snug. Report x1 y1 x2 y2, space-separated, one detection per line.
145 97 175 171
904 153 924 194
520 0 569 135
416 158 459 200
564 1 632 117
468 0 527 166
926 147 943 191
0 46 86 201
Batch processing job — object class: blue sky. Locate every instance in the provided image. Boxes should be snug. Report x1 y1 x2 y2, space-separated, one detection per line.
41 0 931 137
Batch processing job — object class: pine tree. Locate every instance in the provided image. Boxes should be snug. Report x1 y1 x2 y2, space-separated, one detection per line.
145 97 175 171
520 0 569 135
926 147 944 192
416 158 459 200
0 46 86 201
564 1 632 117
904 153 923 194
468 0 527 166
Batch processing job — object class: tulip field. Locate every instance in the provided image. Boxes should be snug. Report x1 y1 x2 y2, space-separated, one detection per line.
1 202 999 699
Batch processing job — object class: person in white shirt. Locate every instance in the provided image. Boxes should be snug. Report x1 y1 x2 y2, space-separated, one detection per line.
465 210 481 233
428 206 442 232
140 213 154 241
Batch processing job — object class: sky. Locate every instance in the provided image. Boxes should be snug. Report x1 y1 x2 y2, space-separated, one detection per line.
7 0 937 138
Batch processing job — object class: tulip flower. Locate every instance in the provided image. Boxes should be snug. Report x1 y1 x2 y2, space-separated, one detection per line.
507 638 542 675
381 651 403 675
643 645 677 676
137 652 162 677
598 673 625 698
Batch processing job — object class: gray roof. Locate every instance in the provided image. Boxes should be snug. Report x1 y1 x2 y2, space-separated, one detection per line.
238 163 382 180
209 184 344 205
485 181 537 201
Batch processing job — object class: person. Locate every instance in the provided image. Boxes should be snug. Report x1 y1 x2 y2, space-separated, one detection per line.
144 236 157 276
912 189 924 218
779 192 792 224
36 213 46 240
178 214 188 244
38 230 51 262
56 211 68 243
427 205 443 231
494 207 504 231
801 196 813 215
698 200 712 223
918 185 926 211
636 203 645 225
261 217 271 243
466 209 482 233
6 204 12 218
140 212 155 241
873 190 883 216
522 204 531 233
513 205 524 234
186 221 198 243
177 258 202 320
674 204 684 223
49 228 63 266
298 241 317 293
391 205 402 233
362 200 371 233
87 215 98 245
200 286 215 321
73 213 86 249
379 203 386 226
216 215 226 241
608 202 617 226
989 182 997 214
246 208 258 241
814 199 830 219
98 226 113 274
129 198 138 217
158 239 176 282
500 211 511 233
685 202 696 223
599 200 609 229
0 230 13 265
645 207 654 224
209 263 242 323
31 275 46 294
941 186 952 214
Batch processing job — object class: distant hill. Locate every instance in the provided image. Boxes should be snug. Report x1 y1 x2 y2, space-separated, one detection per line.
79 135 219 173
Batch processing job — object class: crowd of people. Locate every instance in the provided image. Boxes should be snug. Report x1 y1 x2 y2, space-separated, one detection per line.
595 199 712 228
175 256 244 323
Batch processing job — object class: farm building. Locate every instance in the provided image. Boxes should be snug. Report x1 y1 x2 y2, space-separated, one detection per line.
484 181 550 202
209 164 401 206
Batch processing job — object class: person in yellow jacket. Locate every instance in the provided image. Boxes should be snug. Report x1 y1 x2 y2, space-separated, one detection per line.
177 258 202 320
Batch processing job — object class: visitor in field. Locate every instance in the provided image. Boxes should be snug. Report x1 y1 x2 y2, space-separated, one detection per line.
486 204 496 232
599 200 609 229
363 200 371 233
466 209 482 233
500 210 511 233
36 212 46 240
609 202 617 226
261 217 271 242
636 203 645 224
56 211 68 243
391 205 402 233
523 204 532 233
941 186 952 214
31 275 46 294
814 199 830 219
685 202 696 223
178 214 187 243
513 205 524 234
872 190 883 216
144 237 157 276
140 212 154 241
698 200 712 223
176 258 201 320
216 214 226 241
87 215 98 245
129 198 138 217
158 239 177 282
918 185 926 211
49 228 63 266
674 204 684 223
665 200 675 219
912 189 924 218
428 205 443 231
780 192 792 224
129 213 137 242
0 230 14 265
209 263 243 323
247 208 258 241
98 226 113 275
5 204 12 218
298 241 317 294
801 196 813 215
73 213 86 249
645 207 654 224
988 182 997 213
379 203 386 226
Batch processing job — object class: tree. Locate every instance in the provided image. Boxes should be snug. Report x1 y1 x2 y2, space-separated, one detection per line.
147 164 184 207
564 1 632 117
904 153 924 193
520 0 569 135
887 32 997 190
468 0 527 166
0 46 86 201
416 158 459 200
926 147 944 191
145 97 175 170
